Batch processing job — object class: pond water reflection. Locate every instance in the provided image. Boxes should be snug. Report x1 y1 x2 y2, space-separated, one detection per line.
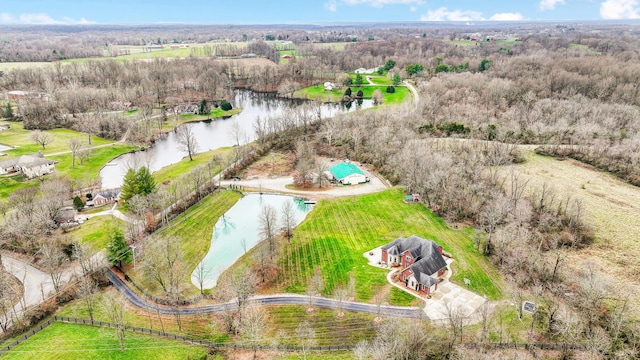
100 90 373 189
191 193 313 289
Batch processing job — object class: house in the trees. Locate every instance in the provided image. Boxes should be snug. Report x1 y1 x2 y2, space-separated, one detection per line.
328 161 368 185
87 189 120 208
381 235 448 296
0 152 55 179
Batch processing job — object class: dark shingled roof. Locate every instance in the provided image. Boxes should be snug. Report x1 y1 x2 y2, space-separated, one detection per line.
382 235 447 286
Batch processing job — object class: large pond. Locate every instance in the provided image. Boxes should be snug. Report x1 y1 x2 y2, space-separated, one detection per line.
100 90 373 188
191 193 313 289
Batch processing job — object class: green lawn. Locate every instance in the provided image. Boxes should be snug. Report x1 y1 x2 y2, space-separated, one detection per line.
269 305 376 347
127 190 242 297
154 147 232 186
1 122 114 157
0 322 208 360
65 215 126 250
49 144 137 181
57 288 227 342
0 174 35 200
278 188 504 302
294 85 409 105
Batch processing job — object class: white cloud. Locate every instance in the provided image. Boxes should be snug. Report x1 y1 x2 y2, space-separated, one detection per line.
600 0 640 19
421 7 483 21
0 13 15 23
0 12 95 25
490 12 524 21
325 0 338 12
539 0 566 11
342 0 424 7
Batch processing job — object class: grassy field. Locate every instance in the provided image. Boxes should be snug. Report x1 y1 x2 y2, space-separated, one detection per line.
0 121 114 157
0 174 36 200
127 190 242 297
294 85 408 105
64 215 126 250
0 322 208 360
0 62 52 70
505 151 640 317
153 147 232 186
56 287 227 342
49 144 137 181
278 188 505 302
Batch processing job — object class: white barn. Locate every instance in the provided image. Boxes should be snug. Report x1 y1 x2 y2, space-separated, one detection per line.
329 161 368 185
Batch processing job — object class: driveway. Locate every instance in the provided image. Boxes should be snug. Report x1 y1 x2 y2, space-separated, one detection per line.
364 247 489 323
221 163 389 199
0 252 107 333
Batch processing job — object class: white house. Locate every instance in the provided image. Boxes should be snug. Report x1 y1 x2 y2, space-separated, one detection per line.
0 152 55 179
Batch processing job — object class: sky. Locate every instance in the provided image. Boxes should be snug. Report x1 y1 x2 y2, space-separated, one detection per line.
0 0 639 25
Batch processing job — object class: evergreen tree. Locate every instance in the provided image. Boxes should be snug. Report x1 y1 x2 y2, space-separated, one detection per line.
73 196 85 211
119 168 137 202
356 89 364 98
220 100 232 111
107 228 131 267
344 87 352 97
392 73 402 86
384 59 396 71
199 99 209 115
120 167 155 202
135 167 156 196
3 103 13 119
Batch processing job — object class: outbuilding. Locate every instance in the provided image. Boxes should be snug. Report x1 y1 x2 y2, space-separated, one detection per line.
329 161 368 185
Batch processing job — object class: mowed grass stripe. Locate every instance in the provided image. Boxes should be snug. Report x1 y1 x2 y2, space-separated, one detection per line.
1 322 207 360
277 188 504 302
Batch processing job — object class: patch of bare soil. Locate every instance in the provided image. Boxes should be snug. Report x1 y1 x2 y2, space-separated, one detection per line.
504 151 640 315
241 151 295 179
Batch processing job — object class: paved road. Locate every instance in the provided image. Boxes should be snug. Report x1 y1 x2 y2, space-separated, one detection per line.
0 253 107 333
106 270 424 319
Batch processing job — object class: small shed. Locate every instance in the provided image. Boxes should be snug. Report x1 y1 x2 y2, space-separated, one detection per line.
329 161 368 185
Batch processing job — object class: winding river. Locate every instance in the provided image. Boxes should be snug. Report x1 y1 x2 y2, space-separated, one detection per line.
100 90 373 189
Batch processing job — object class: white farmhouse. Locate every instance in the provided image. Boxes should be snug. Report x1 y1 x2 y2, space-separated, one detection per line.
0 152 55 179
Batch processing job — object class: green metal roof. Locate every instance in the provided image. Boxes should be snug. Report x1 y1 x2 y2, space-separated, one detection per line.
329 162 365 180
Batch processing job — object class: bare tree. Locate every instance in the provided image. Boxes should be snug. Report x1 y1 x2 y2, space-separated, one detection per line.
141 235 186 298
176 123 198 161
76 147 92 166
193 261 211 295
30 130 53 150
296 321 316 360
39 242 67 293
280 200 296 243
240 304 269 359
333 284 349 317
68 138 83 169
77 276 98 322
103 294 126 350
72 242 98 276
259 204 278 257
227 120 246 147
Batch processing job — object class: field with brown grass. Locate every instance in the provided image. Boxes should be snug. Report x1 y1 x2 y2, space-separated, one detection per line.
506 150 640 316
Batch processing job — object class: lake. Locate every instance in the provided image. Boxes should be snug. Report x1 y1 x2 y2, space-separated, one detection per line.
100 90 374 189
191 193 313 289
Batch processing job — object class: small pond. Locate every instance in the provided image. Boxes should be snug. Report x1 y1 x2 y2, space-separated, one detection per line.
191 193 313 289
0 144 12 152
